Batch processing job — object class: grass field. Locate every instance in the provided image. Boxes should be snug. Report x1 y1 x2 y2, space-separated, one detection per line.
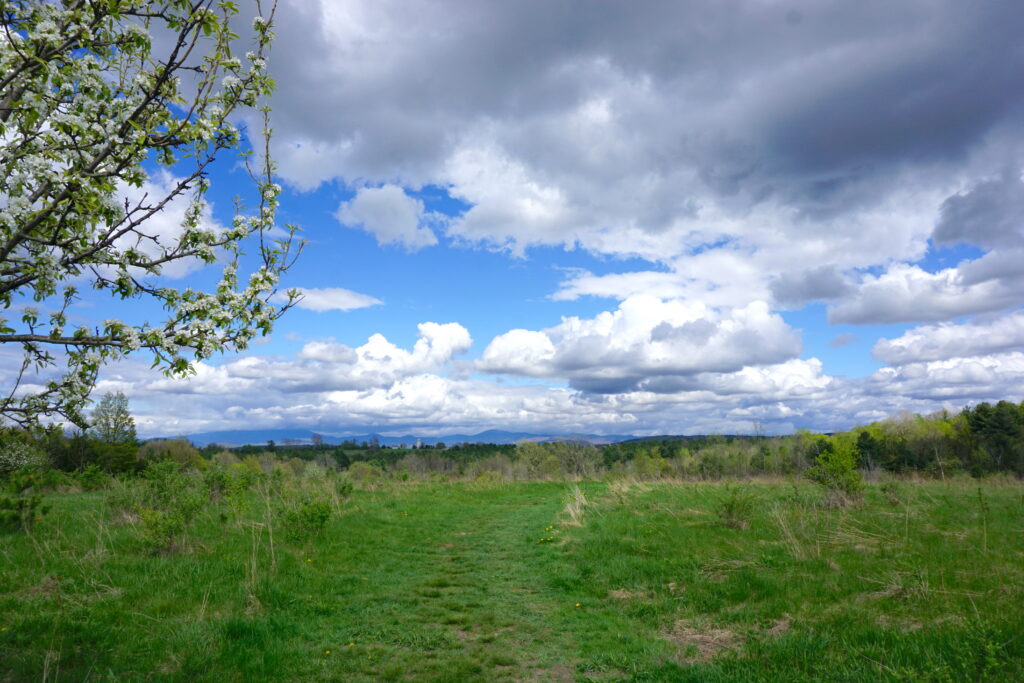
1 478 1022 681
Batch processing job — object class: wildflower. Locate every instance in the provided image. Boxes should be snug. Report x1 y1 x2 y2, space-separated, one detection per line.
575 603 581 607
348 642 354 647
325 649 331 655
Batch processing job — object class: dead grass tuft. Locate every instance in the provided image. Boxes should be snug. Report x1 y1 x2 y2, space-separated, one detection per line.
665 619 739 663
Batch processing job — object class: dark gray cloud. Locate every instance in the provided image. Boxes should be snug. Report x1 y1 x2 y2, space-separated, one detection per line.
933 168 1024 249
269 1 1024 207
771 266 852 306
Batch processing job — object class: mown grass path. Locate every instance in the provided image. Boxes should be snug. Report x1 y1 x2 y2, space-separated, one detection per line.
301 482 587 681
2 479 1023 681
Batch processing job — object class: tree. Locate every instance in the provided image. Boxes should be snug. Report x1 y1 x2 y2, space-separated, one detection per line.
89 391 136 444
0 0 301 429
89 390 138 471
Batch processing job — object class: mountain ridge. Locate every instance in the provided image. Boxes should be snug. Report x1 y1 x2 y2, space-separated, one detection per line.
170 428 640 448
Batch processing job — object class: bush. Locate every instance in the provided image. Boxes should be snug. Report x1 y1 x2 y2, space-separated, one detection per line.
0 438 46 476
137 439 203 470
135 460 204 551
805 439 864 504
138 506 190 553
0 469 51 531
106 477 144 523
333 475 354 502
92 441 139 473
221 464 259 521
714 485 757 529
78 464 110 491
303 462 327 480
203 465 229 501
279 494 332 542
346 461 382 483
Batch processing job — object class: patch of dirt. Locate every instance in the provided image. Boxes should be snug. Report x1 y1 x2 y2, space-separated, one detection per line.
766 616 791 636
24 575 61 597
608 588 641 600
665 619 739 663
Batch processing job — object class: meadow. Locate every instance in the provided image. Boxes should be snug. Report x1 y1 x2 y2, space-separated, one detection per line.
1 476 1022 681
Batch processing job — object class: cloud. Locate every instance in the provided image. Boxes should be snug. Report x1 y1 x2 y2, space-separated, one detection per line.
238 0 1024 339
829 257 1024 325
933 168 1024 249
244 321 473 393
873 310 1024 365
770 265 852 306
336 184 439 250
96 334 1024 440
865 352 1024 403
261 1 1024 264
80 3 1024 439
830 333 857 349
275 287 382 312
115 171 224 278
479 296 801 393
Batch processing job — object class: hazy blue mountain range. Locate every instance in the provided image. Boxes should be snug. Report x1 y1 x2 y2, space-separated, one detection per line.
174 428 639 448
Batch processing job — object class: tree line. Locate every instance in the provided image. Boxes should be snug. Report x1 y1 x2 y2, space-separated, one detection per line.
2 393 1022 481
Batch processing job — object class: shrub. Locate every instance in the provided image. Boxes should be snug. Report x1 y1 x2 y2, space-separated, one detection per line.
222 464 259 521
203 466 229 501
78 464 110 491
0 439 46 476
135 460 204 551
0 469 51 531
138 506 190 553
333 475 354 503
106 477 144 523
279 494 332 542
714 485 757 529
805 439 864 504
303 462 326 480
346 461 381 483
93 440 139 473
137 439 203 470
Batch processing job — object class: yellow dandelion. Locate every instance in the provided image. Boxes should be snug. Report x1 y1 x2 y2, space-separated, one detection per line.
307 559 312 563
348 642 355 647
325 649 331 655
575 603 581 607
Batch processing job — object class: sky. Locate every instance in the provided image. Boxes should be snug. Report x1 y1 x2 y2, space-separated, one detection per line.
63 1 1024 437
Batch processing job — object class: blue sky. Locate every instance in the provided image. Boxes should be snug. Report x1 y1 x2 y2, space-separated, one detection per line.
53 1 1024 438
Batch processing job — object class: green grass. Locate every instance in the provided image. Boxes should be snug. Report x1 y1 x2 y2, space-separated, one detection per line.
1 478 1022 681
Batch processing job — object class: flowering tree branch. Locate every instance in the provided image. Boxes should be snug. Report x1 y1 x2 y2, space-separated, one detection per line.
0 0 302 428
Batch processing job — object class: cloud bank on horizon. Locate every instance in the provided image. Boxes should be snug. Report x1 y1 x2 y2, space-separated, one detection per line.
78 0 1024 437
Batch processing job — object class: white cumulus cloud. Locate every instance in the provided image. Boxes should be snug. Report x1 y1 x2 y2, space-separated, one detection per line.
873 310 1024 365
336 184 439 250
479 296 801 393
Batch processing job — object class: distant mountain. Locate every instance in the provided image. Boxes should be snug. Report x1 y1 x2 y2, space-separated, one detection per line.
175 428 638 448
